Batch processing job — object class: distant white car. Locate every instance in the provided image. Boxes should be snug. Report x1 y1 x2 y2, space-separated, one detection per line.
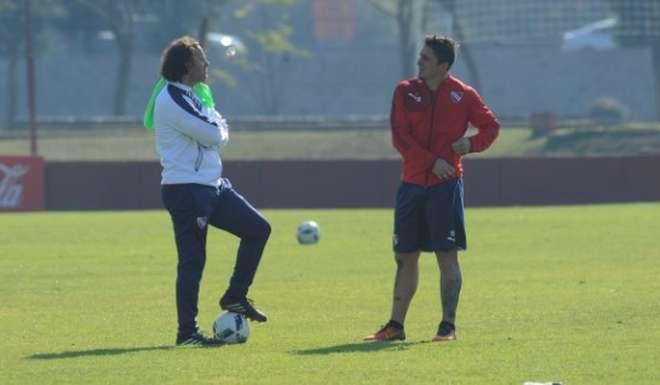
206 32 247 58
561 18 617 52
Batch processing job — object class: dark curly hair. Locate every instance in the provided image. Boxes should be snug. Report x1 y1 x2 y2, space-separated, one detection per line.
160 36 201 82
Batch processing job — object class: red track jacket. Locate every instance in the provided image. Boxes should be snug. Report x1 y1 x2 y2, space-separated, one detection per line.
390 75 500 186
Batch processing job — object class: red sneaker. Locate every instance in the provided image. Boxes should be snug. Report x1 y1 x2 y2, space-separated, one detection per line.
363 324 406 342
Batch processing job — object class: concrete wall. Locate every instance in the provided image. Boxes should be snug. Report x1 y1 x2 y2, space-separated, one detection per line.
45 157 660 210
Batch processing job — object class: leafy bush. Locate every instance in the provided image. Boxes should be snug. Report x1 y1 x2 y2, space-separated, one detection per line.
589 98 626 126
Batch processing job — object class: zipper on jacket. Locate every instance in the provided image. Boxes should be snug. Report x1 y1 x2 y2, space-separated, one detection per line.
426 89 438 186
194 143 204 172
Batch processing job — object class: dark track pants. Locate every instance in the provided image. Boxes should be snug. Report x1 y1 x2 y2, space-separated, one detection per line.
161 180 271 336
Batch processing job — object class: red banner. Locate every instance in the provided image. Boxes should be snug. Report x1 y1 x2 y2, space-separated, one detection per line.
0 156 45 211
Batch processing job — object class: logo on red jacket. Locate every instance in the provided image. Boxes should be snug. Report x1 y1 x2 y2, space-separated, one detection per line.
450 91 463 103
407 92 422 103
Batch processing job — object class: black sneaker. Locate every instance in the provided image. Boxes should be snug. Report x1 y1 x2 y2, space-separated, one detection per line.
176 331 223 346
219 296 268 322
432 321 457 342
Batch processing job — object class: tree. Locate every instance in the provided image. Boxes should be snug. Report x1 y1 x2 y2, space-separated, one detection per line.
232 0 309 115
0 0 64 128
367 0 482 93
146 0 230 52
65 0 302 116
609 0 660 119
73 0 233 115
368 0 424 79
74 0 150 116
0 0 22 129
433 0 482 93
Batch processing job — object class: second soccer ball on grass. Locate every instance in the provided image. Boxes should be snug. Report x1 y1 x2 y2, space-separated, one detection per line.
297 221 320 244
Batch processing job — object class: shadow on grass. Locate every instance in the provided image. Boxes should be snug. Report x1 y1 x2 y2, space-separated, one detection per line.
292 340 430 355
26 345 176 360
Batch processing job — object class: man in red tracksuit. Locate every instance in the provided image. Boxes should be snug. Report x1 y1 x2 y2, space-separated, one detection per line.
364 35 499 342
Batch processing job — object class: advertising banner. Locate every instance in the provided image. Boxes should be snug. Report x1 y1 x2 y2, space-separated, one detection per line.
0 156 45 211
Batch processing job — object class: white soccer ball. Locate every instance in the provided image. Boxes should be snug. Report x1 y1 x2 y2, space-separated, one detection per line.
297 220 320 244
212 311 249 344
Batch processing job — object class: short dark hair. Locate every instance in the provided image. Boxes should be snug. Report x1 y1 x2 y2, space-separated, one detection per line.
160 36 200 82
424 35 458 69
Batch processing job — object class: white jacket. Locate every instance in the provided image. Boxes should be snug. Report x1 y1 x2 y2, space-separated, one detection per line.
154 82 229 187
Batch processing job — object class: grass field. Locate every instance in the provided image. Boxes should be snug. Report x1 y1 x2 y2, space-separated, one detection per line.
0 127 551 161
2 123 660 160
1 204 659 385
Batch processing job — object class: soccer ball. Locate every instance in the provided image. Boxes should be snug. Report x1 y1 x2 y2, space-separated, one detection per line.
212 311 249 344
297 220 320 244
